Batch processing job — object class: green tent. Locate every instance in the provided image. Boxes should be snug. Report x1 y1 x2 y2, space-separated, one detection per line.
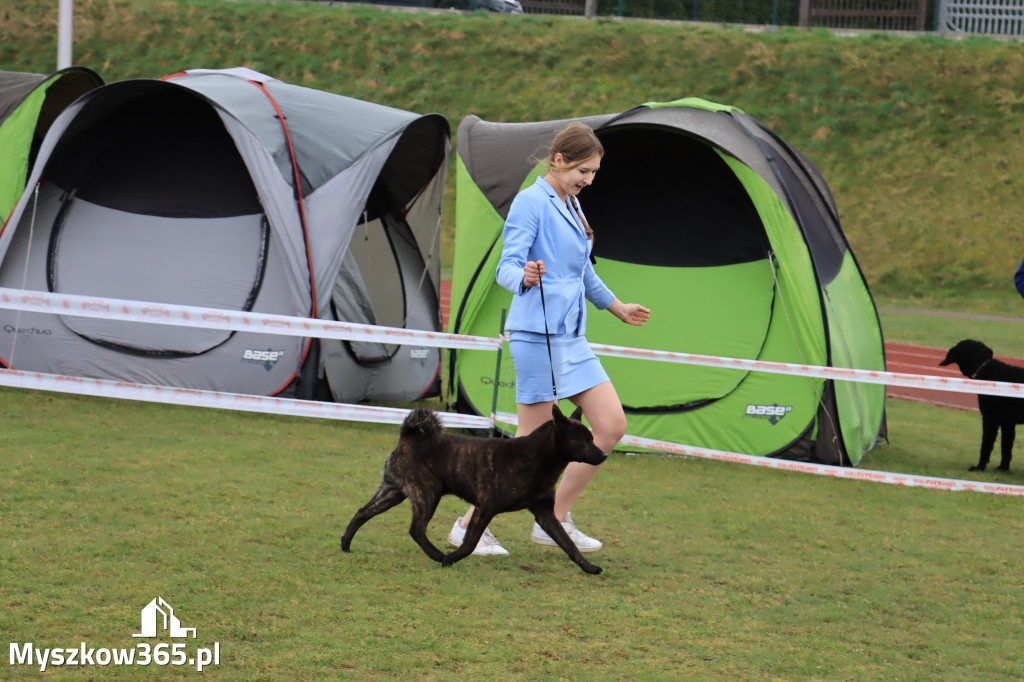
447 99 886 466
0 67 103 224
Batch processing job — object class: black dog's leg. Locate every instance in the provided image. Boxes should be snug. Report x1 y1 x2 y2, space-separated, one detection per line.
441 511 498 567
530 506 602 575
971 416 999 472
406 483 447 563
997 423 1014 472
341 481 407 552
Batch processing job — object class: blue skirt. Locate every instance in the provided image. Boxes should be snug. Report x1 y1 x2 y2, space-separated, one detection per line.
508 332 610 404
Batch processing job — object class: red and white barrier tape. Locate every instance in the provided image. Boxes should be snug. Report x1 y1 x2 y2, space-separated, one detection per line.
3 286 1020 398
4 287 1024 496
0 367 493 430
2 365 1021 497
494 411 1024 497
0 287 501 351
588 342 1024 399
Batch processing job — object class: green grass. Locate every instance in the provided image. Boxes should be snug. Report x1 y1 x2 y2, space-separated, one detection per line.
878 300 1024 355
3 387 1024 679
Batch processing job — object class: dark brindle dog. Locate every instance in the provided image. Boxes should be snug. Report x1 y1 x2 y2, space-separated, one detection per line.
940 339 1024 472
341 405 607 574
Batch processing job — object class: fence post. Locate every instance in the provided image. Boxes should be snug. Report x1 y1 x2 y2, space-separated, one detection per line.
798 0 810 26
585 0 597 16
490 309 507 438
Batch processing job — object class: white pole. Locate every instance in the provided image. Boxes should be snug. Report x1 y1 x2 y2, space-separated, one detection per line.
57 0 73 69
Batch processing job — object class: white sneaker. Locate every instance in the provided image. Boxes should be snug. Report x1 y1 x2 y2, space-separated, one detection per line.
530 512 602 552
447 517 509 556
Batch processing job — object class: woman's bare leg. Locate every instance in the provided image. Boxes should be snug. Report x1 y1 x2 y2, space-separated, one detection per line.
555 382 626 520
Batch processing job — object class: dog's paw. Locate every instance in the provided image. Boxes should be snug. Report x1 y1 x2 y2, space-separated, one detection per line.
996 465 1011 472
583 564 602 575
969 465 986 472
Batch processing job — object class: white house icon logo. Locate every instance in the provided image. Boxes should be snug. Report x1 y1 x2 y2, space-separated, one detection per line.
133 597 196 638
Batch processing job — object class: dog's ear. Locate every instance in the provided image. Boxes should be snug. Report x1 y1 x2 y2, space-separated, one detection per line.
552 404 565 422
569 406 584 422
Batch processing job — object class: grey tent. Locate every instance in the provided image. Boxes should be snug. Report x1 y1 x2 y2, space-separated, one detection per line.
0 68 447 401
0 67 103 223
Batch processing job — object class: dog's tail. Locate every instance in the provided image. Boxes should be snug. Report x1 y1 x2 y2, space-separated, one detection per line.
400 407 444 442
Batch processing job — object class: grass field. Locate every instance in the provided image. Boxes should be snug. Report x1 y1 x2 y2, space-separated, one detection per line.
3 385 1024 680
4 307 1024 680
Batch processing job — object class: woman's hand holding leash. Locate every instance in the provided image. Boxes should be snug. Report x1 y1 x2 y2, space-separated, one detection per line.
523 260 546 289
609 300 651 327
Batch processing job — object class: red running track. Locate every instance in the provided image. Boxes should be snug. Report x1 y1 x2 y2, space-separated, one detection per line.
885 343 975 412
440 281 1008 413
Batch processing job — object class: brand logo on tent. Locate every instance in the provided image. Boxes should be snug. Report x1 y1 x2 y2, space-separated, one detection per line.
242 348 285 371
3 324 52 335
409 348 430 366
745 404 792 425
133 597 196 639
480 376 515 390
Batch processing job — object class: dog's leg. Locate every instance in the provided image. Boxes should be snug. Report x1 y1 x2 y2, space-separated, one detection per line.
530 506 602 575
997 423 1015 472
972 416 999 472
341 481 407 552
406 484 448 564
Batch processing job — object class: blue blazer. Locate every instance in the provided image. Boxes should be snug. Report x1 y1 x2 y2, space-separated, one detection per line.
496 177 615 335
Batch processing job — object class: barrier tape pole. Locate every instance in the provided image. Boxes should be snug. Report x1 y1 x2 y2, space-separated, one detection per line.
0 367 493 430
0 287 501 351
494 411 1024 497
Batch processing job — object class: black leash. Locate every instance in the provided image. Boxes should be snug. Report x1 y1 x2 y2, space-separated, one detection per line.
537 276 557 400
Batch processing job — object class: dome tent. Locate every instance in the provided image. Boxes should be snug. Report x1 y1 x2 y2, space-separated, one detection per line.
0 67 103 223
0 68 447 402
447 98 885 465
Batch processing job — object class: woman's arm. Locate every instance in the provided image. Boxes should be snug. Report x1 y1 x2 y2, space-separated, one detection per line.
496 195 540 295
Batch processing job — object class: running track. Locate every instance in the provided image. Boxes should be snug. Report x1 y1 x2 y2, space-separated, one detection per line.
440 281 1008 413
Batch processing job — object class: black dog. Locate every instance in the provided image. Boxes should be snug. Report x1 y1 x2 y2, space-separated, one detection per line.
341 405 607 574
940 339 1024 472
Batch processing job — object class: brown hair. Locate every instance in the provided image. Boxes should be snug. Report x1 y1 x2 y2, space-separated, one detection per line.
544 123 603 239
546 122 604 172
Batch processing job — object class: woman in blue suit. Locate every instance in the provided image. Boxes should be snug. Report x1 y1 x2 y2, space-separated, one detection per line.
449 123 650 556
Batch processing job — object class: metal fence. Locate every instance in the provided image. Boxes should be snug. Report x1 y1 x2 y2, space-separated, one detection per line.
799 0 928 29
536 0 1024 35
938 0 1024 32
521 0 586 12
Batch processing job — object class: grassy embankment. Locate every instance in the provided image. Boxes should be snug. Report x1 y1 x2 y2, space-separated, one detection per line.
4 0 1024 319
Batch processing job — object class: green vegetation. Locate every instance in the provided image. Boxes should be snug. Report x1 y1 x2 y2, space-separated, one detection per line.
3 387 1024 680
879 306 1024 351
3 0 1024 313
